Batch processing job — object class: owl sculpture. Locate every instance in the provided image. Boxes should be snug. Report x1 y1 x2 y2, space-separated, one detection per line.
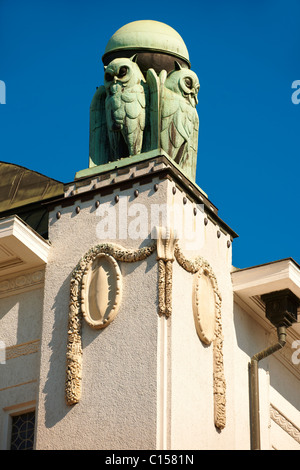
160 62 200 181
104 56 146 159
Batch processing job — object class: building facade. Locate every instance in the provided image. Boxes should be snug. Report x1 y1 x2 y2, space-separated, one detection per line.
0 21 299 450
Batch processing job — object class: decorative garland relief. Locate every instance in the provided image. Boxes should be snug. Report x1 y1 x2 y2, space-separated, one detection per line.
65 233 226 430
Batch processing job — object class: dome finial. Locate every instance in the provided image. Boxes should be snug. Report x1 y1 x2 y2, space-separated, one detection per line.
102 20 190 75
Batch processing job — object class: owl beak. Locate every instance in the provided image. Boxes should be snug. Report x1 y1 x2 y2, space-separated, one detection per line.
188 92 198 107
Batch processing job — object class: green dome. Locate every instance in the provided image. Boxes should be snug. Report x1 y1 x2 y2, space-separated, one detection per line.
102 20 190 73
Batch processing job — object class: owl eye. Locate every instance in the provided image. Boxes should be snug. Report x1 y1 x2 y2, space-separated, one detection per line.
118 66 128 78
105 72 113 82
184 77 193 89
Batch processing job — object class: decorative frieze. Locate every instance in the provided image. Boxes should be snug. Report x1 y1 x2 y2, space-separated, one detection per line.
0 269 44 298
66 235 226 432
270 404 300 445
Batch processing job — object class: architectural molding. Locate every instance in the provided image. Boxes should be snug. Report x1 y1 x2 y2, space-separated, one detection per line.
0 380 37 393
0 216 50 277
270 404 300 445
0 269 44 299
81 253 122 329
193 269 217 346
231 259 300 338
5 340 40 361
156 227 178 317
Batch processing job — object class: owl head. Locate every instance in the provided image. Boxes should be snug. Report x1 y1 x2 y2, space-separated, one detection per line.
165 61 200 107
104 55 145 93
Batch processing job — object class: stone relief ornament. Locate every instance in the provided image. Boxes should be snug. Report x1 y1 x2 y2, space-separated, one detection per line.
89 59 200 182
155 226 178 317
66 241 156 406
270 404 300 445
192 269 216 346
81 253 122 329
66 234 225 431
174 243 226 430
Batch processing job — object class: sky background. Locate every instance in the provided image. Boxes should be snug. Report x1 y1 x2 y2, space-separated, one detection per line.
0 0 300 269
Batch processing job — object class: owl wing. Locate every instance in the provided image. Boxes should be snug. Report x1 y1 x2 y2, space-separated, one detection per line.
122 85 146 133
177 107 199 181
145 68 160 150
105 87 125 127
89 85 111 166
121 84 146 155
160 88 187 157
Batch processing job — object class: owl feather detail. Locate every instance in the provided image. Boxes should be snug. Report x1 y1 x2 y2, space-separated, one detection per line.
104 56 146 159
160 62 200 181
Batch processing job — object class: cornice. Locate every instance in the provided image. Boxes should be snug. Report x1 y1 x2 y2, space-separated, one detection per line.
44 153 238 240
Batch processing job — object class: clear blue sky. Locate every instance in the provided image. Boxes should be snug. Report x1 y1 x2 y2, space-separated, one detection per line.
1 0 300 269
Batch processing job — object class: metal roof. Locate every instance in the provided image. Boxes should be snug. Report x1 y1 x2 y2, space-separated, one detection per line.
0 162 63 213
0 162 64 238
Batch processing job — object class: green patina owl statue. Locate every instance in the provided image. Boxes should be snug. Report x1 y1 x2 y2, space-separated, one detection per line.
89 56 200 182
88 20 200 182
104 55 146 159
160 62 200 181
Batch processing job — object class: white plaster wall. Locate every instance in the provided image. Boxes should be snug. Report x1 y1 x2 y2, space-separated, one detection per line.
233 299 300 450
36 172 247 450
231 301 266 449
36 170 300 450
269 356 300 449
35 178 167 450
0 287 44 449
167 180 237 449
0 288 43 346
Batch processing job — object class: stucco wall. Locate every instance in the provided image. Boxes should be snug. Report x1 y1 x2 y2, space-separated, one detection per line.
167 183 235 449
35 177 166 450
233 299 300 450
0 285 44 449
32 169 300 450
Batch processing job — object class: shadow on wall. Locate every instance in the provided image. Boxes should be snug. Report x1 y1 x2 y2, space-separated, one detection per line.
43 273 73 428
42 248 157 429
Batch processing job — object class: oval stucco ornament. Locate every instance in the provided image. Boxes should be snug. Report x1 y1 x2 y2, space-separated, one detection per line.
81 253 122 329
192 270 216 345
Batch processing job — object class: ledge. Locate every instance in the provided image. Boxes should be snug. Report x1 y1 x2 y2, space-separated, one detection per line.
0 215 50 277
232 258 300 335
52 150 238 241
75 149 208 197
232 258 300 298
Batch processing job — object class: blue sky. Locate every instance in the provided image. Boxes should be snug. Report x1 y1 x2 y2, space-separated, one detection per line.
1 0 300 269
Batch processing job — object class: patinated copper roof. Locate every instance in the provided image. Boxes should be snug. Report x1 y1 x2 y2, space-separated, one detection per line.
0 162 64 238
0 162 63 213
